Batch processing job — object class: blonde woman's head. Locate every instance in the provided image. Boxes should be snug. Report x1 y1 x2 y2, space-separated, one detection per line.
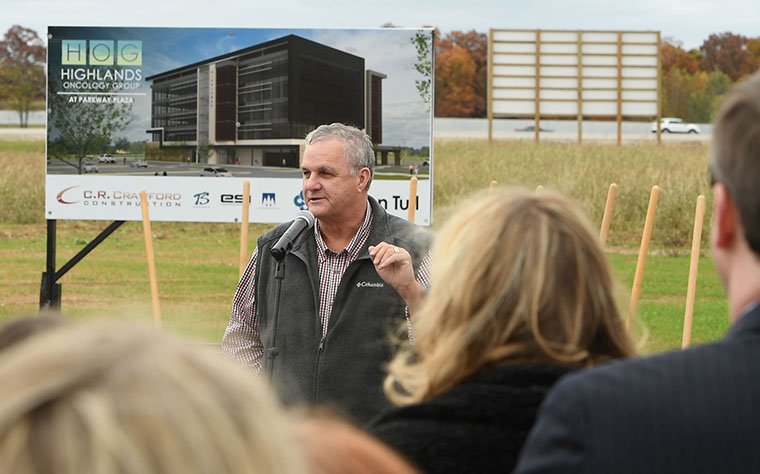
386 187 635 404
0 321 304 474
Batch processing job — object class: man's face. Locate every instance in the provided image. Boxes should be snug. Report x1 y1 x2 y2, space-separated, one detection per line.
301 139 365 223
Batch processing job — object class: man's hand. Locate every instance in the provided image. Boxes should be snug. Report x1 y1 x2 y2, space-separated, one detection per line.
368 242 425 314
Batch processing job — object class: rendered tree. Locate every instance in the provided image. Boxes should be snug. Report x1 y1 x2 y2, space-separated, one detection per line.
411 30 433 110
47 81 133 174
113 137 131 152
0 25 46 127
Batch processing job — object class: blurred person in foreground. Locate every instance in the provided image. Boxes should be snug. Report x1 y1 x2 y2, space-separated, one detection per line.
515 71 760 474
294 410 419 474
0 312 66 352
367 188 636 473
223 123 431 424
0 320 304 474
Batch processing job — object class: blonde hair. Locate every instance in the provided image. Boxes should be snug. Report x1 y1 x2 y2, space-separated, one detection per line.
0 321 304 474
0 313 66 352
385 187 635 405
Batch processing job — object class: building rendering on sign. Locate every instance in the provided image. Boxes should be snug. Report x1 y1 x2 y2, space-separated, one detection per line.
146 34 385 167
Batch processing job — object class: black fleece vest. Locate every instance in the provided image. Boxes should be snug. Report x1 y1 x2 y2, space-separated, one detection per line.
255 197 431 424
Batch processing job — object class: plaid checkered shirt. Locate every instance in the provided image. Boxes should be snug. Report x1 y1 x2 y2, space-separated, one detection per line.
222 202 432 372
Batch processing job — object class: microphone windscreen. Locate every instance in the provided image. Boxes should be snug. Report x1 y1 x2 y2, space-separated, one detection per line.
297 209 315 228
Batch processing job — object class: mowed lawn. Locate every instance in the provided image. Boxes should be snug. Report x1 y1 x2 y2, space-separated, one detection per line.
0 138 730 353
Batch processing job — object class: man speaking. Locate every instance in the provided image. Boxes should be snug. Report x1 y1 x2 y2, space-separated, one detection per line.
222 123 431 424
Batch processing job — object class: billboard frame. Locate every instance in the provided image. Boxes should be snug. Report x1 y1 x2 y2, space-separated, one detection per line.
487 28 662 144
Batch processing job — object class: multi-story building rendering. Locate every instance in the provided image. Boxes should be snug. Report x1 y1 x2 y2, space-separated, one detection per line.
146 34 385 167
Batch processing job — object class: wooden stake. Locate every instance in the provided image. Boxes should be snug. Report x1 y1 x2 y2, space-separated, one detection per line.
656 31 662 146
140 190 162 328
488 29 494 143
628 185 661 329
616 31 623 146
239 181 251 277
599 183 618 247
682 195 705 348
577 30 583 144
534 30 542 144
408 176 418 223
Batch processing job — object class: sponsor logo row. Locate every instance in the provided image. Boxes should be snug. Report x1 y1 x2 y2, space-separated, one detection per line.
56 187 420 212
56 186 299 210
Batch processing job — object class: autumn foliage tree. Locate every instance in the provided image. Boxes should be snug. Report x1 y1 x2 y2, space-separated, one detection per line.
435 30 487 117
0 25 46 127
700 32 756 81
435 43 478 117
660 34 756 122
748 38 760 69
661 38 699 74
686 70 731 122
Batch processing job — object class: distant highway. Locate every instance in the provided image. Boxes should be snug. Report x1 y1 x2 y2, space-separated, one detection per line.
2 117 711 149
435 118 712 142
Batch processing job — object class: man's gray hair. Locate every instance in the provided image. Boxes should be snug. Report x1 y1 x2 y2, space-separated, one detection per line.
305 123 375 188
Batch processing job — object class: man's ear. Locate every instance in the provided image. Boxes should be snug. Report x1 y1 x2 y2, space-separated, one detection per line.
357 167 371 192
713 183 738 249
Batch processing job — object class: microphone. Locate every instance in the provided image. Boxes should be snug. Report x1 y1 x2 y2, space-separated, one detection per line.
271 210 315 261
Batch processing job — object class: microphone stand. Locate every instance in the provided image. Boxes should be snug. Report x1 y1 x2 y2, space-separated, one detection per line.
266 255 285 382
264 209 312 382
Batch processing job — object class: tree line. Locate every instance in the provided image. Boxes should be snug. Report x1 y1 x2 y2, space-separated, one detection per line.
660 34 760 122
435 30 760 122
1 25 758 127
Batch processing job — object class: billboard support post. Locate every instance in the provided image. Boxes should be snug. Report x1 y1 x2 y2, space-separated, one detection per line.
39 220 126 312
487 29 494 143
39 219 61 311
617 32 623 146
656 32 662 145
577 31 583 144
534 31 541 144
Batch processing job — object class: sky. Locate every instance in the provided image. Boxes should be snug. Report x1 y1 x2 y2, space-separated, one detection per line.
47 27 432 147
2 0 759 51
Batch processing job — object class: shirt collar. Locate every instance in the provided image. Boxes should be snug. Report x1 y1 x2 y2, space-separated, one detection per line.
726 299 760 340
314 200 373 259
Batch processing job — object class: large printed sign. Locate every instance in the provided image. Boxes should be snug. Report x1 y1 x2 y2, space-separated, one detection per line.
46 27 434 225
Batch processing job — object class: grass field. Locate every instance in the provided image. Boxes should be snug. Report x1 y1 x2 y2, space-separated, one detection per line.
0 138 730 353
